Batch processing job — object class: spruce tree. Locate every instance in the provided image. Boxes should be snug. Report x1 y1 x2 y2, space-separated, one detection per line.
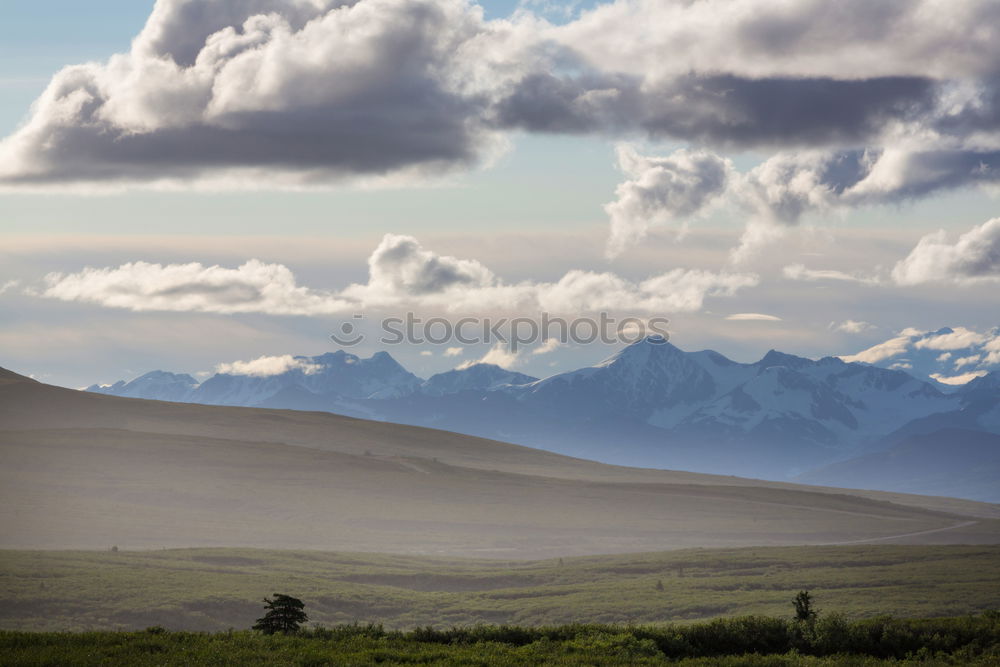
253 593 309 634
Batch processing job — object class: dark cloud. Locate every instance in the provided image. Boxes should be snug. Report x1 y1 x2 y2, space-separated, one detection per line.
0 0 998 189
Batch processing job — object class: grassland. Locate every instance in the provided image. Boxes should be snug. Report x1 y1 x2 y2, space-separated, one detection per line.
3 612 999 666
1 545 998 632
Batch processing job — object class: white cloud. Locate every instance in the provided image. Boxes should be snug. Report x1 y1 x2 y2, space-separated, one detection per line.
783 264 880 285
604 145 732 257
953 354 982 369
610 144 1000 258
930 370 988 385
912 326 987 351
457 343 520 369
443 346 464 357
37 234 758 316
892 218 1000 285
832 320 874 334
840 330 919 364
216 354 321 377
40 259 354 315
725 313 782 321
419 350 433 356
0 279 20 295
531 338 561 355
840 326 1000 381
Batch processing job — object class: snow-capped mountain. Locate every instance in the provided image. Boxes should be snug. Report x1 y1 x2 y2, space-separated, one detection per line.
92 351 423 407
85 338 998 487
421 363 537 397
192 350 423 405
87 371 198 402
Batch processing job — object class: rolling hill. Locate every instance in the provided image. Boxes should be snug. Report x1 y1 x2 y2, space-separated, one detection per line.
85 338 1000 487
2 367 999 557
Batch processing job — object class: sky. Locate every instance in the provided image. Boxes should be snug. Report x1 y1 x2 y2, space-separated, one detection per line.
1 0 999 389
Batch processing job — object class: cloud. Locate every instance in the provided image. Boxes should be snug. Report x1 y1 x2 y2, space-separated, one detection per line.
37 233 757 316
930 370 989 385
346 233 497 302
419 350 433 356
40 259 353 315
3 0 1000 191
783 264 881 285
443 346 464 357
0 279 20 295
457 343 520 369
344 234 758 314
0 0 517 188
832 320 875 334
531 337 561 355
604 145 732 257
216 354 321 377
953 354 982 369
607 144 1000 257
891 218 1000 285
725 313 781 321
912 327 988 351
840 326 1000 381
840 328 921 364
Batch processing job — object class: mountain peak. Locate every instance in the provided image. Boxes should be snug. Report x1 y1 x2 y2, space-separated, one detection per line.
422 363 537 397
756 349 812 370
599 336 680 367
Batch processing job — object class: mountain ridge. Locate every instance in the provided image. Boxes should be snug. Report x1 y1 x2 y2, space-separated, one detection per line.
80 338 1000 493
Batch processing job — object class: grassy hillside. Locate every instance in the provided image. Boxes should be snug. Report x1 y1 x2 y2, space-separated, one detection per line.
1 370 998 556
1 545 998 631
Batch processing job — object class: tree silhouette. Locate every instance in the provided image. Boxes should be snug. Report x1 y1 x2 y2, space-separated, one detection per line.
793 590 817 622
253 593 308 634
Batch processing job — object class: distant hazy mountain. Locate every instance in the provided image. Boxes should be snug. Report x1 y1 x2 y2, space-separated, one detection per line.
90 350 423 405
87 370 197 402
421 363 538 397
795 428 1000 503
85 337 1000 493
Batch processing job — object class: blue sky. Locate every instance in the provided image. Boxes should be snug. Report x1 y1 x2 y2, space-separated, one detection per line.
1 0 998 388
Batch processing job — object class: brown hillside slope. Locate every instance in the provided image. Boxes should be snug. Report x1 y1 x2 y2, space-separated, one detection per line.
1 369 997 556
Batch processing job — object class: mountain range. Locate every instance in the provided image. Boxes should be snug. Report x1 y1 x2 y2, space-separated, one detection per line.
87 337 1000 501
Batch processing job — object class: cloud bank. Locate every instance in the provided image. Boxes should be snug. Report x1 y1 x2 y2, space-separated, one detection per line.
841 326 1000 383
38 233 758 316
216 354 322 376
2 0 1000 191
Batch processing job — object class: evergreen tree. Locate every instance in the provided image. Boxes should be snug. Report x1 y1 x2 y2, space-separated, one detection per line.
793 590 817 622
253 593 308 635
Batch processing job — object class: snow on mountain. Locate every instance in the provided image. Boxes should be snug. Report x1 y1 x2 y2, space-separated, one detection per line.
91 351 423 407
83 335 998 485
87 371 197 402
517 336 717 419
421 363 537 397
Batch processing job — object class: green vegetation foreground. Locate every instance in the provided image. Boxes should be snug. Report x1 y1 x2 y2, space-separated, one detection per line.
3 613 1000 666
3 545 999 631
